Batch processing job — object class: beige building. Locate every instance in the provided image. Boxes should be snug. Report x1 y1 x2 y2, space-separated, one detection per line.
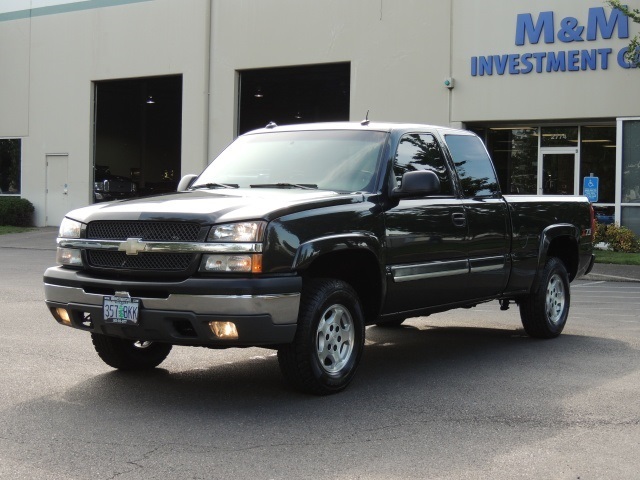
1 0 639 231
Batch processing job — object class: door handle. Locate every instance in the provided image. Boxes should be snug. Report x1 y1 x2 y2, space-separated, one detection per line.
451 212 466 227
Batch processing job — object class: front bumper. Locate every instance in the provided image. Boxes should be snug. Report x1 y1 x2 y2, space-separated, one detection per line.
44 267 301 347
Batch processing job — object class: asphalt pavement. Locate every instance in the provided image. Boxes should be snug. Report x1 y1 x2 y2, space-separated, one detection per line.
2 227 640 479
2 227 640 282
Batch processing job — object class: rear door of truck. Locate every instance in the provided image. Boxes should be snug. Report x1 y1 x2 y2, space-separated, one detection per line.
441 132 511 299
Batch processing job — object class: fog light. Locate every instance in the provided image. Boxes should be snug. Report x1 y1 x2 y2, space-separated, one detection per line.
209 321 238 339
55 308 72 326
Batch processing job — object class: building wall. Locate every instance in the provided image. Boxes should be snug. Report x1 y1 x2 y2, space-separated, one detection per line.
1 0 638 226
451 0 639 123
1 0 210 226
209 0 453 156
0 17 30 137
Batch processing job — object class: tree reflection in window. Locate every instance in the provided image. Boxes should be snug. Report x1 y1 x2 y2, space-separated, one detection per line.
445 134 500 198
394 134 452 195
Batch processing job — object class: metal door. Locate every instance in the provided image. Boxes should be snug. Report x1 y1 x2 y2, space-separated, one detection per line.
45 154 69 226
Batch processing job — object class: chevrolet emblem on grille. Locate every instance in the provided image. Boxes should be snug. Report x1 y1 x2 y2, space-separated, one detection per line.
118 238 147 256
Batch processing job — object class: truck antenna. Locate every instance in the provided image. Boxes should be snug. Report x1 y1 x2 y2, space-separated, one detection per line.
361 111 370 126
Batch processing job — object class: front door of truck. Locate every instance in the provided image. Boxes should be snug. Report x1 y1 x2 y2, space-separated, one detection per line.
383 132 469 313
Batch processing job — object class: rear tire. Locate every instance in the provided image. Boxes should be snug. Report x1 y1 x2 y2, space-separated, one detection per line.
519 257 570 339
277 278 365 395
91 333 172 370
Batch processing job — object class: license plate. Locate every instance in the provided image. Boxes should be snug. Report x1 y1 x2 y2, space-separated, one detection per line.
103 295 140 325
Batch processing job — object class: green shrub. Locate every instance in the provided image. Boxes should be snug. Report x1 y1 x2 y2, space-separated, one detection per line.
0 197 34 227
594 220 608 245
595 221 640 253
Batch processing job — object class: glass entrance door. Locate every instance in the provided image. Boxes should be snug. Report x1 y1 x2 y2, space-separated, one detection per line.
541 152 577 195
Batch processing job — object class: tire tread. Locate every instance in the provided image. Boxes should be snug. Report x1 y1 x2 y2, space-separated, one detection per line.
277 278 364 395
519 257 570 339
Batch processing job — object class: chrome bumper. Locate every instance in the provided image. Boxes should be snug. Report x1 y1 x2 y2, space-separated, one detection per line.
44 282 300 325
43 267 301 346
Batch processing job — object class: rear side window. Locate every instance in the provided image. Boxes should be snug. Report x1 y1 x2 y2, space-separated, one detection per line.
393 133 453 195
445 134 501 198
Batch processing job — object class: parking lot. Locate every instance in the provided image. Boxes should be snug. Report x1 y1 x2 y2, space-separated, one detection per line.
1 230 639 479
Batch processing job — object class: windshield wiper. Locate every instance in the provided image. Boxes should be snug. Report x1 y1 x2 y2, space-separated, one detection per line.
190 182 239 190
250 183 317 190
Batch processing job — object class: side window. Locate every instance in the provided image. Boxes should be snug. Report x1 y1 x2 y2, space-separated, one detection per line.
393 133 452 195
445 134 501 198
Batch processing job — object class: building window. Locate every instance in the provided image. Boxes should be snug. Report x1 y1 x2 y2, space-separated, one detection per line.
621 119 640 236
540 126 578 148
579 125 616 204
486 128 538 194
0 139 21 195
622 120 640 204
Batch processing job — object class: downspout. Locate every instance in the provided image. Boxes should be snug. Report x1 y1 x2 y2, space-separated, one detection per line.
204 0 213 170
448 0 454 128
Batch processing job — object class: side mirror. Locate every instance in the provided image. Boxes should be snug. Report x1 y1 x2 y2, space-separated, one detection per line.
177 174 198 192
391 170 441 198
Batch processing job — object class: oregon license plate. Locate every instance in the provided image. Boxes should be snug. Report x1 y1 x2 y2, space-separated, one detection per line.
103 296 140 325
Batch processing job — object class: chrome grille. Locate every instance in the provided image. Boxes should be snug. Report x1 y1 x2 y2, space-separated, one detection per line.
85 221 202 274
87 251 195 271
87 221 201 241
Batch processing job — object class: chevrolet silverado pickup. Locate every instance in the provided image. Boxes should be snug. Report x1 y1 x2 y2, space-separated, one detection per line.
44 122 595 395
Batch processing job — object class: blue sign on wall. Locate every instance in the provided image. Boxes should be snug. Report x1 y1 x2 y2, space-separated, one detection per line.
583 176 599 202
470 7 639 76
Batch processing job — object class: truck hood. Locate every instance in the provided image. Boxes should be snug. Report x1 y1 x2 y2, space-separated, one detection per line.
64 189 366 225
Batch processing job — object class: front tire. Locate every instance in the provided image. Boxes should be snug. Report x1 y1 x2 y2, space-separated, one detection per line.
277 278 365 395
519 257 570 339
91 333 172 370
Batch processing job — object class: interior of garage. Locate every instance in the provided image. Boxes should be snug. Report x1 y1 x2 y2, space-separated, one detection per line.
93 75 183 202
92 65 350 203
238 63 350 134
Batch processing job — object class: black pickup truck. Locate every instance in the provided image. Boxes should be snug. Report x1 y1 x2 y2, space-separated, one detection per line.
44 122 595 394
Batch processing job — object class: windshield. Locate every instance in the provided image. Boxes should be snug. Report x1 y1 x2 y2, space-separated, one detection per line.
194 130 387 192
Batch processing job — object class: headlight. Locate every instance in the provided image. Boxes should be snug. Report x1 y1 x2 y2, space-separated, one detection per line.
207 221 266 242
202 222 266 274
94 181 104 192
58 218 83 238
56 247 83 266
200 254 262 273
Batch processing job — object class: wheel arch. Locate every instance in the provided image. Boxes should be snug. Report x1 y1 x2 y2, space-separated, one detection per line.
292 233 385 323
538 224 580 282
